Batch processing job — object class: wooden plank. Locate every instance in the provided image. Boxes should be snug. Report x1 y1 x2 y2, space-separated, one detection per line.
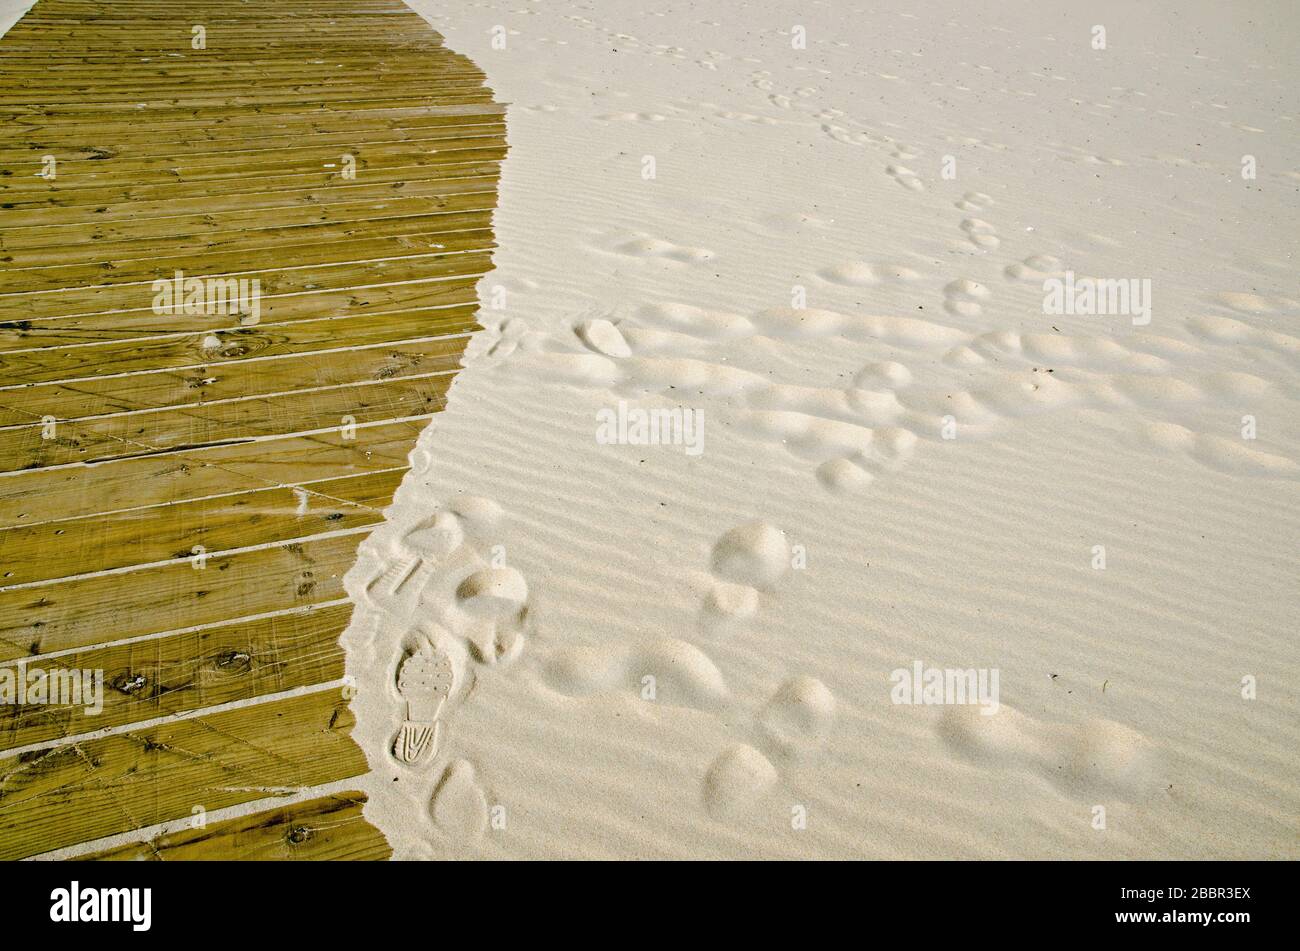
0 164 500 227
84 790 390 861
0 143 505 202
0 243 495 323
0 121 504 166
0 367 456 470
0 95 499 129
0 529 369 661
0 313 477 422
3 228 491 291
0 262 493 349
1 212 496 288
0 601 354 750
0 78 494 109
0 418 427 529
0 467 405 586
0 313 475 395
0 689 368 860
0 188 498 252
1 107 505 153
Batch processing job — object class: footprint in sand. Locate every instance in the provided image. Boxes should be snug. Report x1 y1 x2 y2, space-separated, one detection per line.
576 317 632 357
392 637 455 766
595 111 667 121
703 674 838 818
702 582 760 626
362 492 528 693
959 217 1000 250
886 163 925 192
607 234 715 264
484 316 532 361
938 703 1164 799
542 638 728 709
815 425 918 494
817 260 922 286
716 109 777 124
359 506 469 611
943 278 992 317
447 503 526 661
430 758 490 841
1210 290 1298 316
954 190 993 212
821 122 873 146
360 546 423 609
452 565 531 665
711 521 791 587
1004 253 1065 283
816 362 919 494
757 675 837 760
1136 420 1299 478
853 359 913 389
702 521 790 631
406 510 465 559
703 744 778 818
1187 313 1300 365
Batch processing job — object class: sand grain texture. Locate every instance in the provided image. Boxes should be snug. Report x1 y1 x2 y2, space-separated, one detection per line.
342 0 1299 860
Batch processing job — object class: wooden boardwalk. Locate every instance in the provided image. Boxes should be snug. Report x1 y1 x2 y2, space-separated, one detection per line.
0 0 504 859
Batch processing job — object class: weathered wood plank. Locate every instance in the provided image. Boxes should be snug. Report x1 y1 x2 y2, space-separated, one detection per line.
0 601 354 750
0 316 475 398
0 417 426 529
0 368 455 470
85 790 390 861
1 190 497 255
0 689 368 860
0 467 405 586
1 244 494 323
0 166 500 227
0 529 369 660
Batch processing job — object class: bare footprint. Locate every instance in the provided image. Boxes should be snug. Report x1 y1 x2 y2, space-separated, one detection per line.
960 217 1000 250
577 317 632 357
608 235 715 264
703 744 778 818
486 316 531 360
710 521 790 588
453 566 530 664
701 521 790 632
817 260 922 286
430 758 490 841
938 704 1164 799
1004 254 1065 283
758 675 837 760
886 163 925 192
955 191 993 212
943 278 992 317
405 510 465 560
543 637 728 709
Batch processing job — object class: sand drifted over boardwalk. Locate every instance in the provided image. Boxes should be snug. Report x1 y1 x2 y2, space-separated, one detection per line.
0 0 504 859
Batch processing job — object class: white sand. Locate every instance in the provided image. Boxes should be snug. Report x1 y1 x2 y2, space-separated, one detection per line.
0 2 33 38
340 0 1300 859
